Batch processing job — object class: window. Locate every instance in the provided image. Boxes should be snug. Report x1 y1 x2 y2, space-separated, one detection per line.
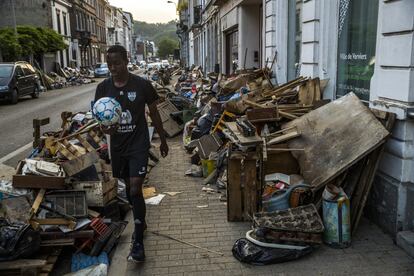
76 13 80 30
336 0 379 101
63 12 68 36
56 9 61 34
0 65 13 78
287 0 302 81
15 66 25 76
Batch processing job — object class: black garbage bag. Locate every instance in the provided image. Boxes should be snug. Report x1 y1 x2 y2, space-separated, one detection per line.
191 113 213 140
232 238 314 265
0 219 40 261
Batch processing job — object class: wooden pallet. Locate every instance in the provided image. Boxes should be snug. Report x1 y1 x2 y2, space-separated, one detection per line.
0 248 62 276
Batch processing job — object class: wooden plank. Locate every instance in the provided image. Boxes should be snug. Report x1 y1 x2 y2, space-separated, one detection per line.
157 99 183 137
227 155 243 221
0 259 46 270
279 110 298 120
263 144 300 175
76 134 95 152
283 93 390 190
61 150 99 176
351 112 396 234
314 77 321 101
13 174 66 190
243 158 258 221
267 130 301 145
246 107 279 122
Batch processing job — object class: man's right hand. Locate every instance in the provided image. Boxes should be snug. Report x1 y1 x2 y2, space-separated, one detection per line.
100 124 119 135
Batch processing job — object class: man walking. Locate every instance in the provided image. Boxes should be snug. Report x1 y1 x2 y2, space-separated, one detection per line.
94 45 168 262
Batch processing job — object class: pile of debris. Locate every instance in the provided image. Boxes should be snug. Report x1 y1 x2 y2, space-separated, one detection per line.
0 111 158 275
36 63 94 91
167 65 394 264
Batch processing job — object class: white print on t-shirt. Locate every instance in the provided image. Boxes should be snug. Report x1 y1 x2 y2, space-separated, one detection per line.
120 110 132 125
127 91 136 102
138 166 146 175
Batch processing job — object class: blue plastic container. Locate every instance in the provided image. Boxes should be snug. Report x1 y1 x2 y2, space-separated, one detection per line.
262 184 310 212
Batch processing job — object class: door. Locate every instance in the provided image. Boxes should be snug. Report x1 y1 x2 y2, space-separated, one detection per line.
14 65 28 94
225 29 239 75
21 64 36 94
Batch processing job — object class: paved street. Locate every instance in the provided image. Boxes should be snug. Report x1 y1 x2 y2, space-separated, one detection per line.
109 137 414 276
0 81 99 167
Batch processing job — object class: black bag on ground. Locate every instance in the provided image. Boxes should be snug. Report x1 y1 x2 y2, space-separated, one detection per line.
0 219 40 261
232 238 314 265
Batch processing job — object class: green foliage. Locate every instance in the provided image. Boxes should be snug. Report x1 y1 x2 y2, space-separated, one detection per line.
133 20 179 57
0 28 22 61
157 38 179 59
0 26 67 61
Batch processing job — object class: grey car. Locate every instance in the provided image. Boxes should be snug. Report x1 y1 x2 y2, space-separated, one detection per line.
0 61 40 104
94 63 110 77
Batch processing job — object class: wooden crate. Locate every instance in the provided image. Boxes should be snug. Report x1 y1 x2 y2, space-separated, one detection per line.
227 148 261 221
72 178 117 207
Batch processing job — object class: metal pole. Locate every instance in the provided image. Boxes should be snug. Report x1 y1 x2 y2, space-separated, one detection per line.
10 0 17 35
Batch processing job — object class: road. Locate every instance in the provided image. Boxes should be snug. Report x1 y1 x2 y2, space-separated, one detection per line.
0 81 100 167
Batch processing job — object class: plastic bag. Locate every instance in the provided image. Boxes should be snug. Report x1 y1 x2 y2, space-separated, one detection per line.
232 238 313 265
0 219 40 261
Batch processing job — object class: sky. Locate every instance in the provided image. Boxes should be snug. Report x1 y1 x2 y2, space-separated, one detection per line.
108 0 178 23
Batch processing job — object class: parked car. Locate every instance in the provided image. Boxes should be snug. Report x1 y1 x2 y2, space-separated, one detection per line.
161 60 170 68
94 63 110 77
0 61 40 104
147 62 162 71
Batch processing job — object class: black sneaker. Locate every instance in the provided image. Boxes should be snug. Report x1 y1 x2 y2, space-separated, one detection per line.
127 242 145 263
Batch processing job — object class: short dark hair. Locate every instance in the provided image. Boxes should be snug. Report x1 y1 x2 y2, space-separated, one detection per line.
107 45 128 62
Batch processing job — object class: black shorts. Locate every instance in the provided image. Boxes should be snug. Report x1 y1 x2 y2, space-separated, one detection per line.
111 151 149 179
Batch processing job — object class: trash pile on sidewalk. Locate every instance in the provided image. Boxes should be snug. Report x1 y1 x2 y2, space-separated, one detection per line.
165 66 395 265
0 111 158 275
36 63 95 91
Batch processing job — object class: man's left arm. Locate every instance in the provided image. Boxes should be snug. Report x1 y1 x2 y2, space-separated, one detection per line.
148 102 168 157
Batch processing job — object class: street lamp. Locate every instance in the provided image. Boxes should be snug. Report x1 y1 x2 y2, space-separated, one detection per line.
167 0 177 10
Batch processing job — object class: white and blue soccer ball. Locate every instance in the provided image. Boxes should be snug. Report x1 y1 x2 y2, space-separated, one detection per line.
92 97 122 126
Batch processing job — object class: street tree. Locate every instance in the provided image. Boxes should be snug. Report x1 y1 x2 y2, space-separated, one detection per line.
157 38 178 59
0 26 67 61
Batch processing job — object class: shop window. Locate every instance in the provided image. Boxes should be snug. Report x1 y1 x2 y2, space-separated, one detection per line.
336 0 379 101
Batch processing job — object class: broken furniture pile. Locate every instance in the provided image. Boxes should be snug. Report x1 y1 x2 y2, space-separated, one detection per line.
0 112 135 275
178 66 394 264
36 63 94 91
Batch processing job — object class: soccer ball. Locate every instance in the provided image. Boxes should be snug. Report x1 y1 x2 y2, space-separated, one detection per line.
92 97 122 126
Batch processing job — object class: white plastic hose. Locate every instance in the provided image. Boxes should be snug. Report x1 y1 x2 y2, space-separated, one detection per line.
245 230 307 250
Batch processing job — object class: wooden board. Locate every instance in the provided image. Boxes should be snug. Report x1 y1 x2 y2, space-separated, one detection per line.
264 144 300 175
225 122 262 146
283 93 390 190
227 150 259 222
227 157 243 221
0 259 46 270
13 162 65 190
157 99 183 137
61 151 99 176
351 111 396 234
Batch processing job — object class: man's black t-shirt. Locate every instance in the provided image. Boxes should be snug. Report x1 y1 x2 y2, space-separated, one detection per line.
94 73 159 156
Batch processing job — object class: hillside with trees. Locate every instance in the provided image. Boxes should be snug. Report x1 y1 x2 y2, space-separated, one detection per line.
133 20 178 46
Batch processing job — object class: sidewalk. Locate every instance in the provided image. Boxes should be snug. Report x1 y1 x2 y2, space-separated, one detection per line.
109 137 414 276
